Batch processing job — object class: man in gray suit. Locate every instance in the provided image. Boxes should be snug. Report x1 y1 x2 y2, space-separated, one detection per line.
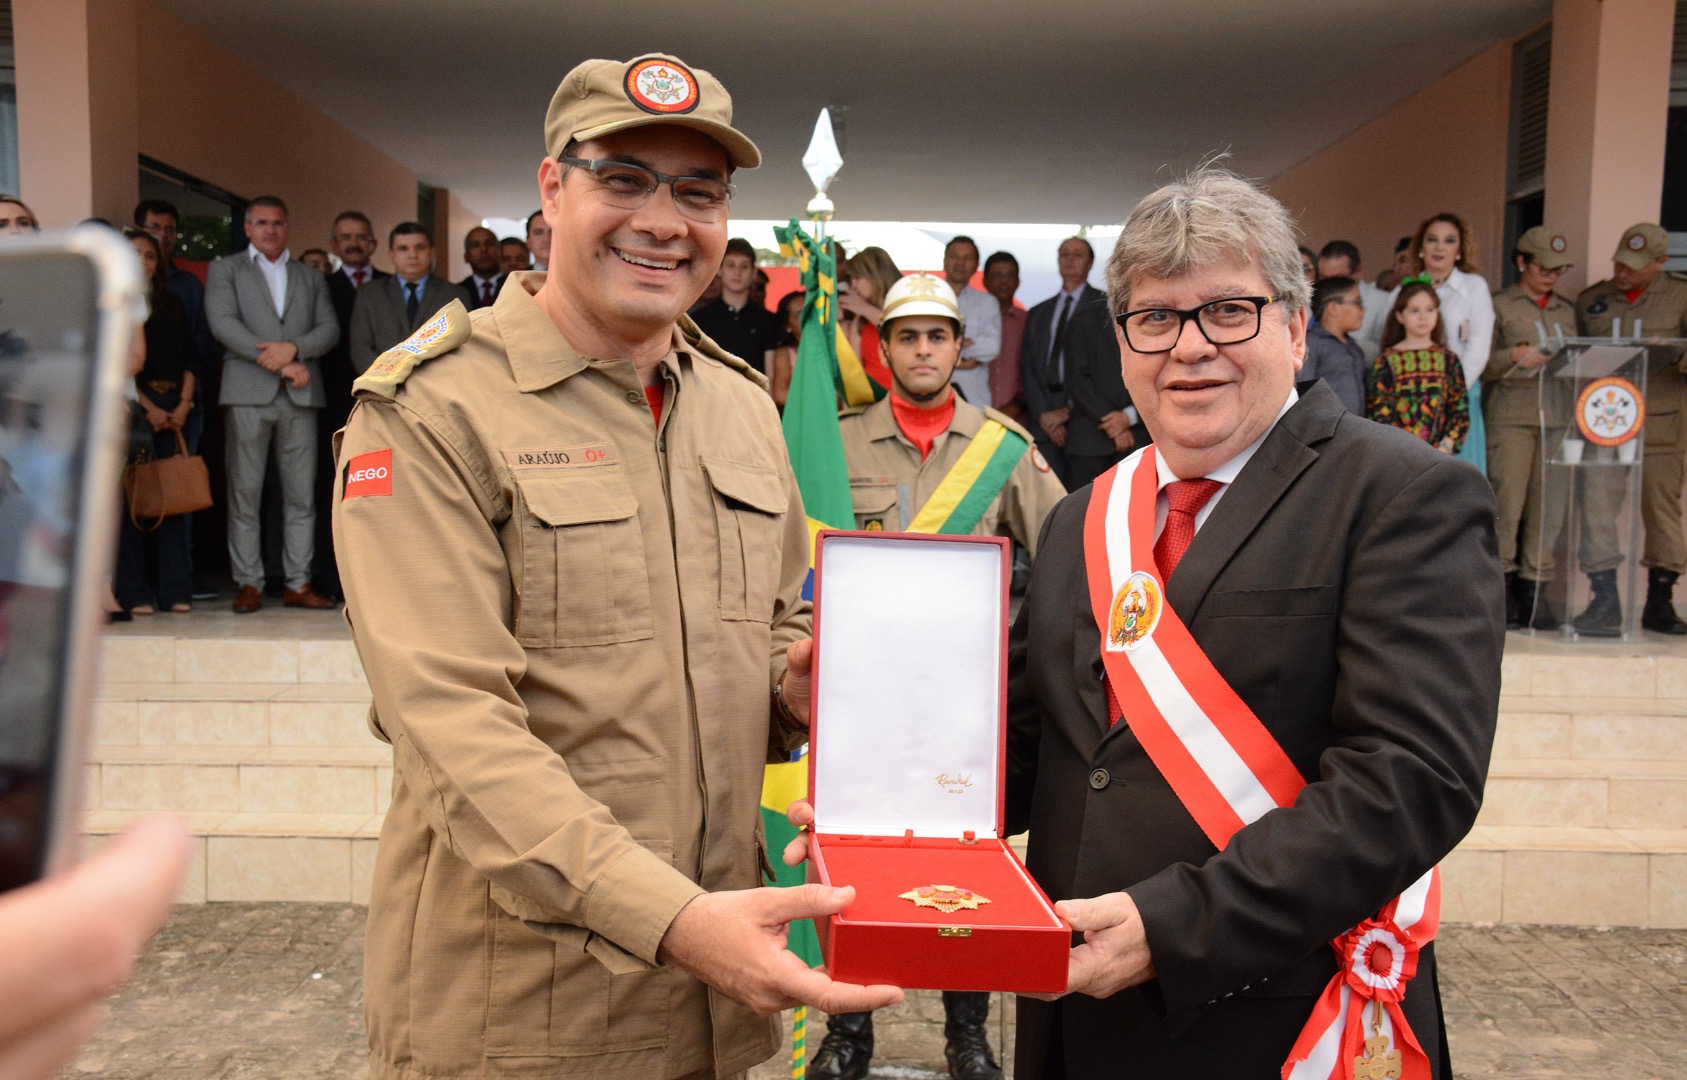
205 196 341 613
349 222 472 372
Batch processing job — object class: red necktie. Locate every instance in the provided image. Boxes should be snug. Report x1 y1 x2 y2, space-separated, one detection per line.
352 268 366 288
482 280 494 306
1107 478 1223 727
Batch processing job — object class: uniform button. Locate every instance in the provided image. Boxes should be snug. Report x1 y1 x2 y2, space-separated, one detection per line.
1089 768 1110 791
626 390 644 404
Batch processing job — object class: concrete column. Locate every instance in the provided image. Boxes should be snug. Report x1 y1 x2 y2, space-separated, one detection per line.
1543 0 1675 297
13 0 138 228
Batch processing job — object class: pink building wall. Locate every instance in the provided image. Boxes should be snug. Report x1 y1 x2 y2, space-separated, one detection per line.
1266 41 1518 287
131 0 448 276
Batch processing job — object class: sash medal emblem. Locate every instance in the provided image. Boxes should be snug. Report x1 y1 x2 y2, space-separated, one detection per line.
1106 570 1161 652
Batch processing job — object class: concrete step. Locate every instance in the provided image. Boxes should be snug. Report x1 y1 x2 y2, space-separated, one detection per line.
94 683 379 750
1444 825 1687 928
1477 758 1687 829
98 634 365 686
83 810 379 905
84 744 391 818
1500 647 1687 699
1494 694 1687 762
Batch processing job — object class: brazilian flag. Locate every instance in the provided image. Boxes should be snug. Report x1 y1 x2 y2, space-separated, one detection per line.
760 219 858 978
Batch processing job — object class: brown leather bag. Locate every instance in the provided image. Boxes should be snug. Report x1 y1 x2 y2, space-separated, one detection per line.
124 430 212 531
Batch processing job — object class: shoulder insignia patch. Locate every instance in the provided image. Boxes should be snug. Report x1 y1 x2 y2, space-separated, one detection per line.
354 300 472 396
678 313 770 390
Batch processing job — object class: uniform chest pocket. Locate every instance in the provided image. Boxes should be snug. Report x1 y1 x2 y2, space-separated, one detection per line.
703 456 786 622
850 485 899 531
513 468 654 647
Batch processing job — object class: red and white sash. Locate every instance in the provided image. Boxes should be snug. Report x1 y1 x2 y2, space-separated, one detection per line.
1083 447 1440 1080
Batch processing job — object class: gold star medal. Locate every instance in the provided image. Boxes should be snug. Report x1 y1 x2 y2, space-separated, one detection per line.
899 884 991 914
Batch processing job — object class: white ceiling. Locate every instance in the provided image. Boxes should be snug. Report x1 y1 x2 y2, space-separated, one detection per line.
156 0 1551 224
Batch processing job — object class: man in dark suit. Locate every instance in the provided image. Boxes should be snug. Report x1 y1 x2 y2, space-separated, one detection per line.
349 223 472 373
205 196 342 614
316 211 388 600
457 225 502 310
1023 237 1145 490
1005 169 1502 1080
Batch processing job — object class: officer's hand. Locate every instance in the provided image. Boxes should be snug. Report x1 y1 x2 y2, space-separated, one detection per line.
1025 890 1155 1002
782 798 815 867
657 885 903 1016
0 815 190 1080
780 639 813 730
1516 345 1550 370
280 363 311 390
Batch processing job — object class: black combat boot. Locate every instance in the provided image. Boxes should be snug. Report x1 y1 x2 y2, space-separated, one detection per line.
1524 578 1560 631
1573 570 1622 637
1642 569 1687 634
1503 572 1523 630
942 991 1003 1080
809 1011 874 1080
1504 570 1531 627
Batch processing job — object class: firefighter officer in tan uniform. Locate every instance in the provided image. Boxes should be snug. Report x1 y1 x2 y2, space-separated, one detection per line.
333 53 900 1080
1484 226 1576 630
1574 223 1687 635
812 273 1064 1080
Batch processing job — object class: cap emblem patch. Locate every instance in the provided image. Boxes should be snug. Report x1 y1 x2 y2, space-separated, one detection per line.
1629 233 1649 251
1551 236 1567 253
626 58 699 115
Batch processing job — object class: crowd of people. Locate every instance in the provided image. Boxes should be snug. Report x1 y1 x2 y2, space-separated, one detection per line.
0 175 1680 638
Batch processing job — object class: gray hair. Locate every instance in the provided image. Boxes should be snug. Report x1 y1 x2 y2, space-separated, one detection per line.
1104 167 1311 317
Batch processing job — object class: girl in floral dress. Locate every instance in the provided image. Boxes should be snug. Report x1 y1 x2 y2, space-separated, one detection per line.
1367 281 1469 454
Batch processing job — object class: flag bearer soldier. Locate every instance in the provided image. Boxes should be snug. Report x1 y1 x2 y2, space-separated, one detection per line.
813 272 1064 1080
334 52 899 1080
1574 223 1687 635
1484 226 1576 630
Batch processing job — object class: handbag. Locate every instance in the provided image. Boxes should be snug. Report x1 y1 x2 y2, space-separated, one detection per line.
123 430 213 531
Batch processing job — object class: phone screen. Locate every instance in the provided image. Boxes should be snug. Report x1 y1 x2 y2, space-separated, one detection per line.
0 250 104 891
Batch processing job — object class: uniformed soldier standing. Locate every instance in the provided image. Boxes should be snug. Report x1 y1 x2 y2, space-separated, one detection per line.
1485 227 1576 630
813 274 1065 1080
334 54 899 1080
1574 223 1687 635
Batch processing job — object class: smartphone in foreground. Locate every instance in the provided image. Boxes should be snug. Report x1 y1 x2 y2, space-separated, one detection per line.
0 228 143 892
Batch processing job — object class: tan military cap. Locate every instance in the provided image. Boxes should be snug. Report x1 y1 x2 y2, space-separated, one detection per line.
544 53 761 169
1516 226 1572 270
1614 223 1670 271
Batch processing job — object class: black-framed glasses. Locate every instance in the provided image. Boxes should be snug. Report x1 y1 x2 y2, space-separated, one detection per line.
1115 295 1278 353
559 156 734 223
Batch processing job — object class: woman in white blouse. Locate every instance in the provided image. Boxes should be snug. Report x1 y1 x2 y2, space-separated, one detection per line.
1391 213 1495 472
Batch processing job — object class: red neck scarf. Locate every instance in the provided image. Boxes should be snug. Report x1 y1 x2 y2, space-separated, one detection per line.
890 390 955 462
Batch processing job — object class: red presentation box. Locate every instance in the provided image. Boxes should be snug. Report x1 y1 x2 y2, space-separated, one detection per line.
806 530 1068 994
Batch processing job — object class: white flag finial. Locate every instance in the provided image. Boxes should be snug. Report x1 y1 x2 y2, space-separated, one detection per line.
803 109 843 195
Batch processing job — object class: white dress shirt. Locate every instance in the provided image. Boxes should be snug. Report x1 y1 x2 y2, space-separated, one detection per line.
248 246 290 317
1153 388 1299 542
953 284 1001 406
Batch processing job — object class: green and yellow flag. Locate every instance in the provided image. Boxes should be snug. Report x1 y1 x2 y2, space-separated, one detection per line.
761 219 856 977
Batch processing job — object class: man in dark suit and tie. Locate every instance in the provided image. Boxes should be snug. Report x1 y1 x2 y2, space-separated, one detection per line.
457 225 503 310
1023 237 1145 490
315 211 388 600
349 222 472 373
205 196 342 614
1005 169 1502 1079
